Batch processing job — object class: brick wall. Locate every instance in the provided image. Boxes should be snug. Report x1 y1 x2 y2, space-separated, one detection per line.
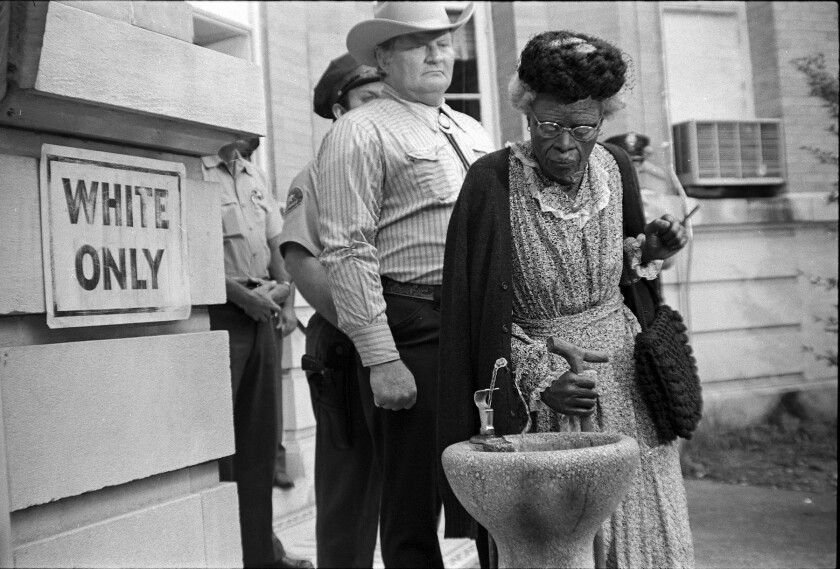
262 1 373 205
748 1 839 195
507 2 675 168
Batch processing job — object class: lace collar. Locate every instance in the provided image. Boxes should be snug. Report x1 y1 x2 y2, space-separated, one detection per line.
508 141 611 229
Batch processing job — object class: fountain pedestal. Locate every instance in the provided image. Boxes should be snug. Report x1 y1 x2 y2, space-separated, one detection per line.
442 432 640 569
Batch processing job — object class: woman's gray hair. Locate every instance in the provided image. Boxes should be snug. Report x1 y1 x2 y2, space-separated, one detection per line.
508 75 626 119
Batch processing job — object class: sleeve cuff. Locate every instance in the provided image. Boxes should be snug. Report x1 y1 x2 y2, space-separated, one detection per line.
348 322 401 367
622 235 664 285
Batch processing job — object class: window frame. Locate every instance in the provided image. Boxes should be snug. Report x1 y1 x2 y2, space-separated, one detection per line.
444 1 500 144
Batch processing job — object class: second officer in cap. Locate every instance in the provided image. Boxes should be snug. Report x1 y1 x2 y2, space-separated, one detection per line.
277 53 383 569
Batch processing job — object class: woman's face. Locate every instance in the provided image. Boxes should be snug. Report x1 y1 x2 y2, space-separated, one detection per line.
528 95 603 187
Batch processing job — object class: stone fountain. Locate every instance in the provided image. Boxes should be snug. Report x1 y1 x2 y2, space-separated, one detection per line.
441 354 641 569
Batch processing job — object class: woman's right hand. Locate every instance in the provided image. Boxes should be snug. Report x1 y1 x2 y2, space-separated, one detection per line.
539 370 599 416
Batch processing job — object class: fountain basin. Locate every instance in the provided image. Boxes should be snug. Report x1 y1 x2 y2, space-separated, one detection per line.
442 432 640 569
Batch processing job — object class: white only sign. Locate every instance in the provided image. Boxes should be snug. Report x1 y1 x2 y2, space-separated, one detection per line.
40 144 190 327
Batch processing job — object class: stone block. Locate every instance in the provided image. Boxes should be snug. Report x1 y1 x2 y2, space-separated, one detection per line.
200 483 243 567
1 332 234 510
691 326 804 383
0 311 210 350
52 0 132 23
131 0 194 43
185 179 226 306
28 2 264 134
13 494 208 568
687 226 798 283
686 278 801 333
699 379 837 431
11 468 195 545
0 154 42 314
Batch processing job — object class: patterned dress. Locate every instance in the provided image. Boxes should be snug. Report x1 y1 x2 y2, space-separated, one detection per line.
508 141 695 568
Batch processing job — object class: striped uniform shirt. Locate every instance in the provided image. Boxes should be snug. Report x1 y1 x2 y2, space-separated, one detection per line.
316 84 494 366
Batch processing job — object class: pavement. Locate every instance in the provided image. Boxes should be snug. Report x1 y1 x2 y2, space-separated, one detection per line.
273 479 837 568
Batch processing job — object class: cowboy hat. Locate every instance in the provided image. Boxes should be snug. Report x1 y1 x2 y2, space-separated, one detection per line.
347 2 475 68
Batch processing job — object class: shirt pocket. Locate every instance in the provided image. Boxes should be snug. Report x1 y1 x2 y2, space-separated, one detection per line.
221 200 244 238
404 144 457 203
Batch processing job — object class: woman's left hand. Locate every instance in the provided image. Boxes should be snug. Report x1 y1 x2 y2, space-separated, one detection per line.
641 214 688 262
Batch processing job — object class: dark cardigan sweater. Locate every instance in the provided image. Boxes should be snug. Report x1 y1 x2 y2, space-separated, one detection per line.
436 143 658 538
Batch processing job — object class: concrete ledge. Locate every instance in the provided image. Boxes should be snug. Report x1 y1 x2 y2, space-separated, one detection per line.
3 2 264 152
130 1 194 43
693 193 839 227
1 332 234 510
33 3 262 132
699 378 837 430
200 483 243 567
14 493 210 568
51 0 133 25
11 463 218 546
693 326 804 382
681 278 801 333
0 310 210 349
53 1 195 43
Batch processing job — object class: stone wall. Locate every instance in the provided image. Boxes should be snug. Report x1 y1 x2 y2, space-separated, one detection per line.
0 1 266 565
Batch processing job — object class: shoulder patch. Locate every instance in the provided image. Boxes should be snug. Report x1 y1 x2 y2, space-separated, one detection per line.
284 187 304 215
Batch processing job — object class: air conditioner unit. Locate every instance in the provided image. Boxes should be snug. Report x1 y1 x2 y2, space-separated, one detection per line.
672 119 786 187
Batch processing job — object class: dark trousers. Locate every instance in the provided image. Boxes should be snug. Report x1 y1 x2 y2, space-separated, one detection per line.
357 294 444 568
209 303 278 568
305 312 381 568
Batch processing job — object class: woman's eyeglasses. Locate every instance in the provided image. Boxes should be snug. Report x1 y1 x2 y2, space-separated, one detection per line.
529 114 603 141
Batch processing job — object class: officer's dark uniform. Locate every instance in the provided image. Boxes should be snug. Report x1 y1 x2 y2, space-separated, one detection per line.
279 157 381 568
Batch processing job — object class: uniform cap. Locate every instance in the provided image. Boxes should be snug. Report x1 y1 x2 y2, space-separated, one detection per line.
313 53 382 119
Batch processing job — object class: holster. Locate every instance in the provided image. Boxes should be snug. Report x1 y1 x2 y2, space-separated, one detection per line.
302 339 356 450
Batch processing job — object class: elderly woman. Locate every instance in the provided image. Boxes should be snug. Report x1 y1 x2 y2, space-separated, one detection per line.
437 31 694 568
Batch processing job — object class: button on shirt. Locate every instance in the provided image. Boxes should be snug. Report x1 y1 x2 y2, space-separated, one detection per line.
201 154 284 282
317 84 494 366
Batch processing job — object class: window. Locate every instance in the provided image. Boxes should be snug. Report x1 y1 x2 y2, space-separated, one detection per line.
188 1 253 61
661 2 755 123
445 2 500 143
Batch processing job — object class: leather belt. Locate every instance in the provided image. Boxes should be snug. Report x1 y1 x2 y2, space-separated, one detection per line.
381 276 441 304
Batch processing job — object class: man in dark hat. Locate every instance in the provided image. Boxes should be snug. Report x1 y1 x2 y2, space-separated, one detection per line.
278 52 383 568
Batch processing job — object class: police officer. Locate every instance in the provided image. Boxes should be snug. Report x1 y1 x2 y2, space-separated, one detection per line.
278 53 384 568
203 138 312 569
605 132 697 269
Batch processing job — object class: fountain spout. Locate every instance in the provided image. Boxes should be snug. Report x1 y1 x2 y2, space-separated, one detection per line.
474 388 498 436
470 388 515 452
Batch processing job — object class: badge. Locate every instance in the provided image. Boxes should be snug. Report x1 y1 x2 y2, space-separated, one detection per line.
250 188 264 206
285 187 304 215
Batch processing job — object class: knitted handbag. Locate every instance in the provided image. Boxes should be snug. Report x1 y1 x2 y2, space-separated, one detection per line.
630 283 703 442
603 142 703 443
